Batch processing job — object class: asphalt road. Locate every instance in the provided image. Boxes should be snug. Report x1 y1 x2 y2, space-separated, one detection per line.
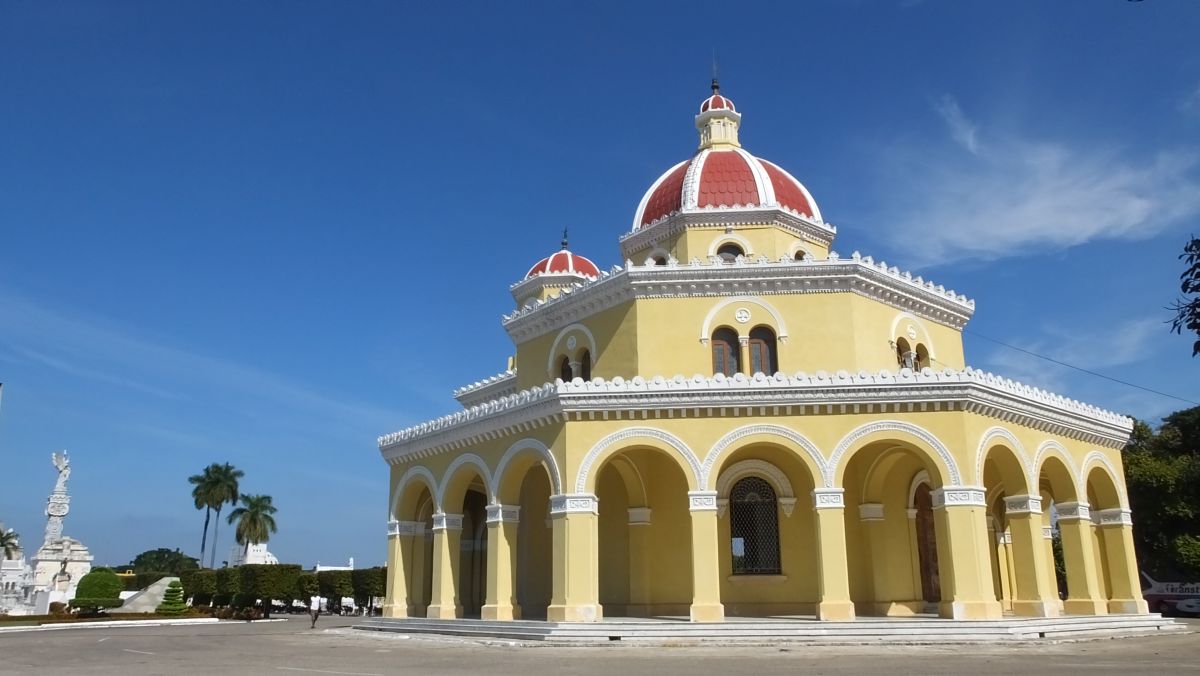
1 616 1197 676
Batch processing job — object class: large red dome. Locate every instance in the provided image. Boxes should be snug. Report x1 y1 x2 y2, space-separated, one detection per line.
632 148 821 230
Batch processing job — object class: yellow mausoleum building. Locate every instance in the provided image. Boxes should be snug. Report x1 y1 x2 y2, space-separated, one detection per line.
379 83 1146 624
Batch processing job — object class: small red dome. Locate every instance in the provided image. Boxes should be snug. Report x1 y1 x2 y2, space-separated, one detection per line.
525 249 600 280
700 93 736 114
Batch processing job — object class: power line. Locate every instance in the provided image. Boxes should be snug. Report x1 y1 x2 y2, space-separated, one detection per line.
963 329 1200 407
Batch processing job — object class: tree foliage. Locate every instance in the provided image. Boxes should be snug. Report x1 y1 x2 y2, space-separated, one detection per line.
296 573 319 603
227 494 278 553
0 527 19 560
237 563 301 617
1123 407 1200 578
1170 236 1200 356
127 548 199 575
318 570 353 610
69 567 125 613
351 567 387 609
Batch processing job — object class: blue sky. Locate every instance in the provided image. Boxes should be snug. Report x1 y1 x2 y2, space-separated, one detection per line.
2 1 1198 568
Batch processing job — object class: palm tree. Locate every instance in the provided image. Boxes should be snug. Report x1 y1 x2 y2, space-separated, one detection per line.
207 463 244 568
188 464 220 567
1 527 20 560
226 494 278 560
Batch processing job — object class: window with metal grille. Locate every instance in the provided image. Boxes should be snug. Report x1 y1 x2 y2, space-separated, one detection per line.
729 476 781 575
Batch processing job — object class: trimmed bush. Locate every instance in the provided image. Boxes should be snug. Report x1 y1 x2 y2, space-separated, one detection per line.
69 567 124 614
296 573 318 603
351 567 386 611
181 568 216 606
155 580 187 616
318 570 353 611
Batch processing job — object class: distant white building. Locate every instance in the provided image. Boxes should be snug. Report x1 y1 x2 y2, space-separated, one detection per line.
229 543 279 567
315 557 354 572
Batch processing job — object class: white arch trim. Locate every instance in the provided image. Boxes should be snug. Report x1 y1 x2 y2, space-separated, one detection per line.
492 437 563 498
706 232 754 257
827 420 962 488
715 458 795 499
436 453 495 507
575 427 702 494
546 323 597 378
390 465 440 518
698 296 790 343
975 426 1032 489
701 424 825 489
1032 439 1082 499
642 246 672 266
908 469 931 508
889 312 936 361
1080 450 1129 509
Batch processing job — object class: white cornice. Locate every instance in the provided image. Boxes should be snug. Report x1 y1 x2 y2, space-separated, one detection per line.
379 367 1133 465
620 208 835 257
453 370 517 408
501 251 975 343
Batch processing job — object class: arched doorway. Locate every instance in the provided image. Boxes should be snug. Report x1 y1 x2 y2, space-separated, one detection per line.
458 490 488 617
913 482 941 606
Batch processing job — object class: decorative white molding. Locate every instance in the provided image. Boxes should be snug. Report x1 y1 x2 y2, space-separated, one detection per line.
431 512 463 532
453 370 517 408
392 520 424 537
1056 501 1091 522
549 493 598 516
689 490 719 512
699 296 789 343
1032 440 1083 501
1042 526 1054 540
997 531 1012 545
932 486 987 508
492 437 564 497
828 420 963 488
1003 494 1043 515
716 498 729 518
714 458 796 503
1095 508 1133 527
575 427 701 494
622 207 834 260
627 507 652 525
778 497 797 518
501 252 974 348
389 465 440 517
858 503 885 521
907 470 931 509
812 488 845 510
703 424 825 490
975 426 1032 490
546 323 597 379
485 504 521 524
379 369 1134 467
906 508 918 520
1080 451 1130 508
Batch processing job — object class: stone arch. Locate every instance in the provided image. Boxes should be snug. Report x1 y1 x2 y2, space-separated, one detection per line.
714 458 795 500
493 438 563 503
707 232 754 258
701 424 825 490
978 438 1032 497
437 453 495 509
575 427 701 494
545 323 597 379
1032 440 1081 503
605 455 649 507
975 427 1031 487
828 420 961 488
908 469 932 507
889 312 936 362
699 296 790 344
391 465 440 518
1082 453 1127 509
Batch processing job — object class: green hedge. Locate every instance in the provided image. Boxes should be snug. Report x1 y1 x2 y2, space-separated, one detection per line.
121 571 169 592
69 568 124 613
155 581 188 616
318 570 353 609
296 573 318 602
237 564 300 617
351 567 386 608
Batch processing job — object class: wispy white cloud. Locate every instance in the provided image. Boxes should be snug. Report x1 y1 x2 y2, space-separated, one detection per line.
874 94 1200 266
0 289 397 434
934 94 980 154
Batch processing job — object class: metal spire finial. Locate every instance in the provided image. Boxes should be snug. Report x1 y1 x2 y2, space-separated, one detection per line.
711 50 720 94
561 228 569 250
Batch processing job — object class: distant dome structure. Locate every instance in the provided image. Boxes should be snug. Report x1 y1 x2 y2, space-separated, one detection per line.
512 230 599 307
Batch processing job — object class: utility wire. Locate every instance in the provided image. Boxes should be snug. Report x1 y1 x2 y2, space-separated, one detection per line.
962 329 1200 407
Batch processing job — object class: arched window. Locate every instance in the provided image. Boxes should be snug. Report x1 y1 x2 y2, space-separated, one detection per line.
579 350 592 381
711 328 740 376
652 256 667 266
748 326 778 375
729 476 781 575
716 243 744 263
914 343 930 370
559 356 573 382
895 337 914 369
794 250 806 261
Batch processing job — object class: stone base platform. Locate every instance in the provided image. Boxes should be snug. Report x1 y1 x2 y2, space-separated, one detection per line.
356 614 1184 645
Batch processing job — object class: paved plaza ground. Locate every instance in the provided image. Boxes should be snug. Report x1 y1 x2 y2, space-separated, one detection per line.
0 616 1197 676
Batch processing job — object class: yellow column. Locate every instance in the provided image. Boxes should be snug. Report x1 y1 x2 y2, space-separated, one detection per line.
546 494 602 622
688 491 725 622
1096 508 1149 614
994 528 1014 612
905 509 924 604
932 487 1002 620
1003 495 1060 617
627 507 652 616
738 336 750 374
482 504 521 621
813 488 855 621
1002 529 1018 610
426 512 463 619
383 520 423 618
858 503 890 615
1056 502 1106 615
